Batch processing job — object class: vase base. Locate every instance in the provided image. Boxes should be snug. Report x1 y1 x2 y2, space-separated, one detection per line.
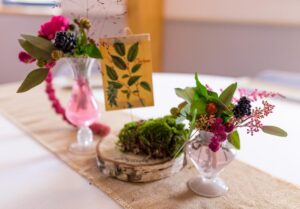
187 176 228 197
69 142 96 155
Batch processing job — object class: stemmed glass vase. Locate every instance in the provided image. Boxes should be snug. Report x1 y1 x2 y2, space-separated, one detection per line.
65 58 99 155
186 131 237 197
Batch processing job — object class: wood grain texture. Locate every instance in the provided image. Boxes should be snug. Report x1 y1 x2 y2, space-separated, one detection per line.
0 83 300 209
127 0 163 72
96 134 186 182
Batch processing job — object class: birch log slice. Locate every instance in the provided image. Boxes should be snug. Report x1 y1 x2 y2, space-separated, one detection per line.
96 134 187 182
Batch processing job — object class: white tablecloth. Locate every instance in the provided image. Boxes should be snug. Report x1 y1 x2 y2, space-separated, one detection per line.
0 73 298 209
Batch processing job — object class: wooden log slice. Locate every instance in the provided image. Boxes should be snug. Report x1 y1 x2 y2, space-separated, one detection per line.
96 134 187 182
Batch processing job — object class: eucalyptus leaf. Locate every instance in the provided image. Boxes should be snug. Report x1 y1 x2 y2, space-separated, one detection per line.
261 126 288 137
127 42 139 62
108 81 123 89
195 73 208 98
86 44 102 59
122 74 130 79
17 68 49 93
175 87 195 104
106 65 118 80
113 42 125 56
219 82 237 106
228 130 240 149
21 34 55 52
140 81 151 91
19 39 51 60
111 55 127 70
131 63 142 73
128 76 141 86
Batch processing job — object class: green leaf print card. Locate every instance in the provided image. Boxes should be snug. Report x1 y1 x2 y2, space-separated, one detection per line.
99 34 154 111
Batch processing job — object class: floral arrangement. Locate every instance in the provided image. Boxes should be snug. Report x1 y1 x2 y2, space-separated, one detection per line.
117 115 188 159
17 15 102 93
17 15 110 137
171 73 287 152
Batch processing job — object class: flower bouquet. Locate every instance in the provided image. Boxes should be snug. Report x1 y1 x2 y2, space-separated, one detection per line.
17 15 102 93
171 73 287 197
17 15 110 154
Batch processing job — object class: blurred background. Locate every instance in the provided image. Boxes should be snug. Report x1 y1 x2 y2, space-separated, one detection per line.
1 0 300 87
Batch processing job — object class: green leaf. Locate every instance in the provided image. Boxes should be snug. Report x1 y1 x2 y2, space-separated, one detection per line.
108 81 123 89
121 90 129 94
140 81 151 91
190 93 206 115
175 87 195 104
111 55 127 70
17 68 49 93
219 82 237 106
107 84 118 107
208 91 218 98
19 39 51 60
21 34 55 52
127 42 139 62
128 76 141 86
228 130 240 149
86 44 103 59
195 73 208 98
261 126 288 137
188 108 198 138
122 74 129 79
131 63 142 73
106 65 118 81
113 42 125 56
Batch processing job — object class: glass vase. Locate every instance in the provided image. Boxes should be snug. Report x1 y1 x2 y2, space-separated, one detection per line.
65 58 99 155
186 131 237 197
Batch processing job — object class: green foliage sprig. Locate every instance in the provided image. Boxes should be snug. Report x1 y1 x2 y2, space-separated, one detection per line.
105 41 151 108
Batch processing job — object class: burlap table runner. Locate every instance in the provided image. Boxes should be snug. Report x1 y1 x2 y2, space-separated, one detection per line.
0 83 299 209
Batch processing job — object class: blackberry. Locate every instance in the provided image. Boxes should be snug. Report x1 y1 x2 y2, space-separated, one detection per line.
233 97 252 118
54 31 77 53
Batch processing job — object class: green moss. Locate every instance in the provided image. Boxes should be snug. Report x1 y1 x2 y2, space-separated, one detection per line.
117 115 188 159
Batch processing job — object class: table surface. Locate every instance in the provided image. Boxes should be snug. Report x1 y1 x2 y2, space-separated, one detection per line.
0 73 299 209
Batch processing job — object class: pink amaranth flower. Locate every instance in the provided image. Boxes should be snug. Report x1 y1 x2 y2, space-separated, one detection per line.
38 15 69 40
18 51 36 63
234 100 275 135
209 140 220 152
233 88 284 103
208 118 228 152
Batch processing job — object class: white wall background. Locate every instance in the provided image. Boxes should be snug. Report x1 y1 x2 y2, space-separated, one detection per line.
163 0 300 76
0 14 49 84
2 1 300 83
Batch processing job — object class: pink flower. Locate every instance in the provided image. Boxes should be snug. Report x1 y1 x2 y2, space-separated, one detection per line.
38 15 69 40
45 60 56 69
18 51 36 63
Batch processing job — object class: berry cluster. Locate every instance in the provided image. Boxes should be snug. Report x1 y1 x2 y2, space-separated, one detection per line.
54 31 77 53
233 96 251 118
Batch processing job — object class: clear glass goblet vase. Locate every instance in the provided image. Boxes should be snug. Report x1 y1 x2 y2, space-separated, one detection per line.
65 58 99 155
186 131 237 197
